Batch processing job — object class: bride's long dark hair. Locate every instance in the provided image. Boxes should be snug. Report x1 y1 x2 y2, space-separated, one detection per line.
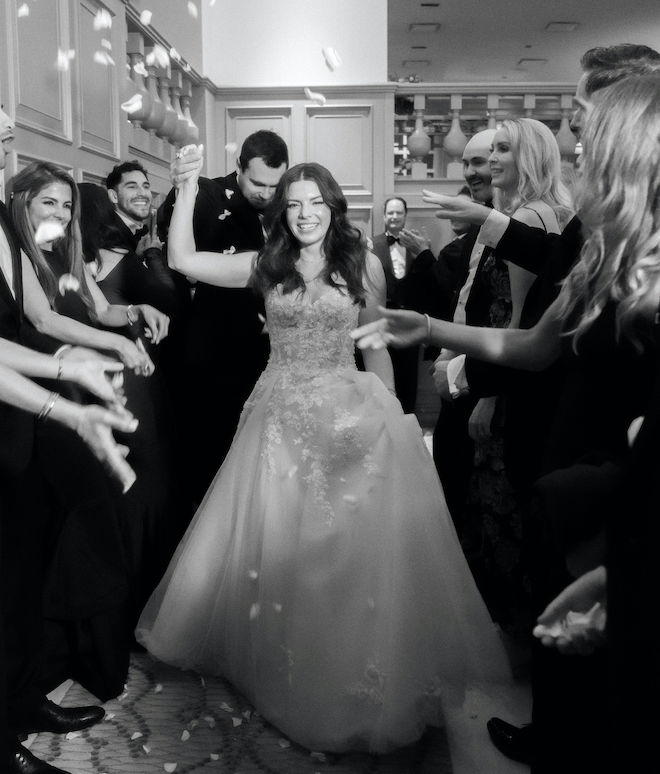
251 163 367 304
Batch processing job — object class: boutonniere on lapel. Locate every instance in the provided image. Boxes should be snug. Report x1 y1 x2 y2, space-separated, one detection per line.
218 209 231 221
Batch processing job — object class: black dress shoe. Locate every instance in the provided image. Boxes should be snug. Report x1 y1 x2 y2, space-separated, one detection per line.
8 743 72 773
486 717 533 764
15 698 105 736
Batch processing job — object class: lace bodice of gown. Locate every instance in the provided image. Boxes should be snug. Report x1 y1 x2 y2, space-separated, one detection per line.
264 285 359 376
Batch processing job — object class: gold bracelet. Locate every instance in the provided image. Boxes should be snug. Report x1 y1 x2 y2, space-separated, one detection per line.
37 391 60 422
424 313 432 342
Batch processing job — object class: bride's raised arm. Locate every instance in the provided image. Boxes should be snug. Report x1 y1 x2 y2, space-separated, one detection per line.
167 144 257 288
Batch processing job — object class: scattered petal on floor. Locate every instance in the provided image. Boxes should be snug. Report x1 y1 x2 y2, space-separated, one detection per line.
164 764 177 773
232 717 242 727
65 731 81 740
28 652 456 773
181 729 190 741
154 683 163 693
130 731 143 740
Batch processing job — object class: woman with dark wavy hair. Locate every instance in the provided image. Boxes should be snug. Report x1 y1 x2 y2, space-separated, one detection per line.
137 155 510 757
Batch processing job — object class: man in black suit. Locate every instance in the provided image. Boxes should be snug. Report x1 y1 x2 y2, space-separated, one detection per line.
159 131 288 507
420 130 495 528
371 197 423 413
0 107 122 774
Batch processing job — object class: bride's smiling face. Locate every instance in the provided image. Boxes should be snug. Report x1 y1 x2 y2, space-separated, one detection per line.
285 180 331 248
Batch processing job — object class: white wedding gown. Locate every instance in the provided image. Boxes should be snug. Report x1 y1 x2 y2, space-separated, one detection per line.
136 284 510 753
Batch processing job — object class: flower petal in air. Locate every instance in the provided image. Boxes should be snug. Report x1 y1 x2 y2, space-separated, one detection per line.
35 221 65 245
304 87 326 106
93 9 112 30
139 10 152 25
322 47 342 71
133 61 148 77
94 50 115 67
210 753 219 760
248 569 258 580
187 2 199 19
181 729 190 741
146 45 169 69
18 4 29 18
225 188 234 199
218 209 231 221
231 717 242 727
225 142 238 154
154 683 163 694
249 603 260 620
121 94 144 115
58 273 80 295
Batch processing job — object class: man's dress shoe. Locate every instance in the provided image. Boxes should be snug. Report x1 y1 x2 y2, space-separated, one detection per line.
486 717 533 764
15 698 105 736
8 743 72 773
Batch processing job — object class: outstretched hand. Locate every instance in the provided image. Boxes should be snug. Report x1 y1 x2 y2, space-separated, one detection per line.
533 566 607 656
72 403 138 493
62 357 125 404
421 190 491 226
137 304 170 344
351 306 427 350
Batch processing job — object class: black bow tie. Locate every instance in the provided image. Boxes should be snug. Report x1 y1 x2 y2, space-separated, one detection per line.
386 234 400 246
134 224 149 239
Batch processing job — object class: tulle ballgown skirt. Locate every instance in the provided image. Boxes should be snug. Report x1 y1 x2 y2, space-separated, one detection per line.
136 366 510 753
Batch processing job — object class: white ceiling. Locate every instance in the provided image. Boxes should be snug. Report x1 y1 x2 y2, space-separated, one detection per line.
388 0 660 84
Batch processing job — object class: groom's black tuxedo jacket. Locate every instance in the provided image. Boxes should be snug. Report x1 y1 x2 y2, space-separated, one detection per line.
159 172 268 370
0 202 58 477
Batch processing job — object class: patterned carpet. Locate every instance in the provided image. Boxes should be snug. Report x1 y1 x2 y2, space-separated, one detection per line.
28 652 452 774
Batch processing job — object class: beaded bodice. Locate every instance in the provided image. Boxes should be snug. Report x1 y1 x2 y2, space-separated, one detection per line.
263 285 359 376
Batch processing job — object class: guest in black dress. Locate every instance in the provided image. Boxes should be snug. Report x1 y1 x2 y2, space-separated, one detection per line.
352 73 660 772
8 162 168 699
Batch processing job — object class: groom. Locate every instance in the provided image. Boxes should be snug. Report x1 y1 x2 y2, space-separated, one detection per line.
160 130 289 508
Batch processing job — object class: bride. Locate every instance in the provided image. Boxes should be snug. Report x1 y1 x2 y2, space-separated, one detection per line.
136 147 510 753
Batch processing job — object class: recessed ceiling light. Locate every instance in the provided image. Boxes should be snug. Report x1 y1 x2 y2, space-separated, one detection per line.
403 59 430 67
545 21 579 32
517 58 548 66
408 23 441 33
